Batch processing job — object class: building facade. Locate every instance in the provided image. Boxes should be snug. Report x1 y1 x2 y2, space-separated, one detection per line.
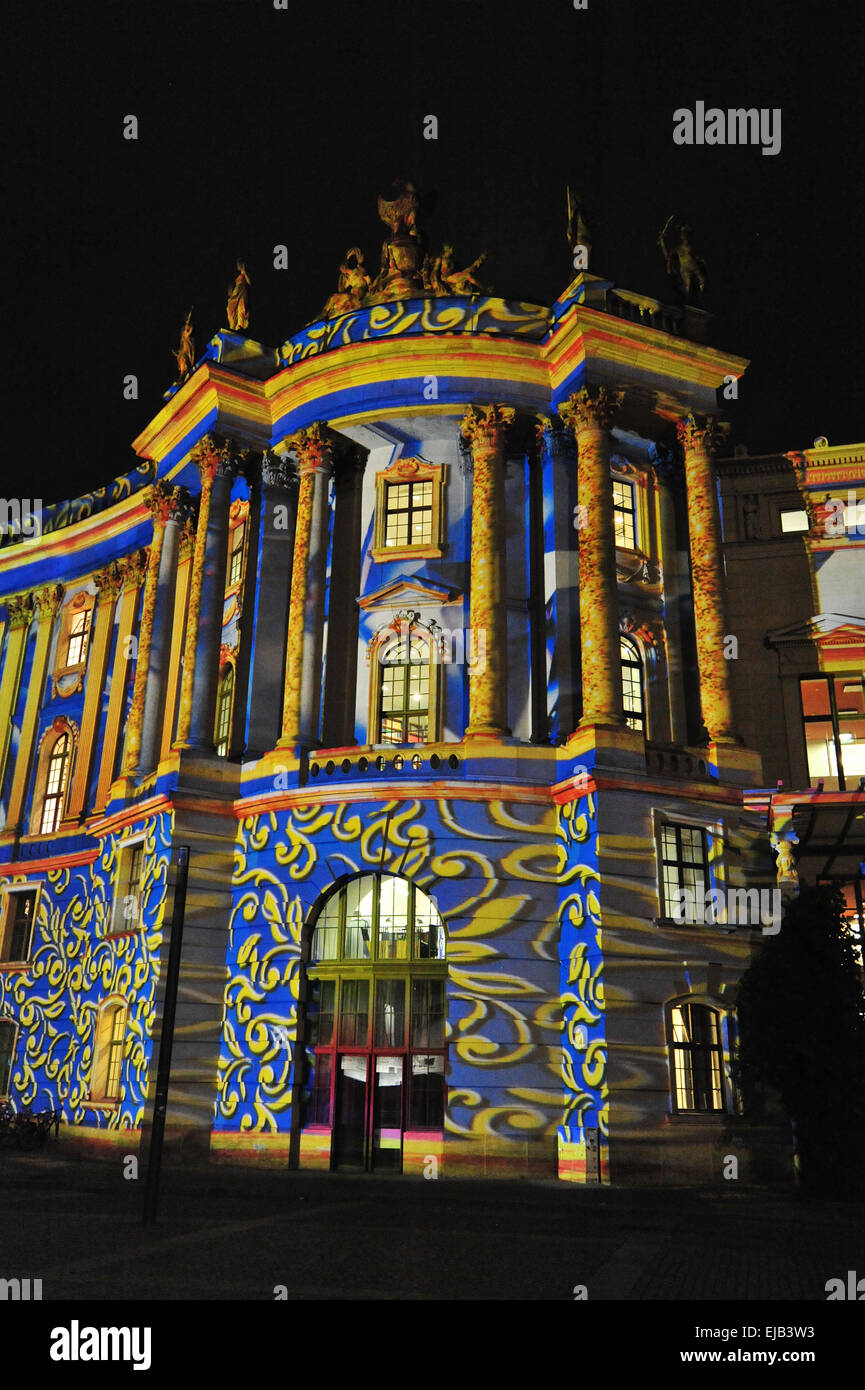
3 196 855 1184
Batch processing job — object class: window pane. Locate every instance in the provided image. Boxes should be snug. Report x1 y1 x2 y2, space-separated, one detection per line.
308 978 335 1046
344 876 374 959
800 677 831 718
413 886 445 959
309 1052 333 1125
378 875 410 959
412 979 445 1049
338 979 369 1046
8 891 37 961
803 719 840 787
0 1022 15 1094
375 978 406 1047
835 676 865 781
409 1054 444 1129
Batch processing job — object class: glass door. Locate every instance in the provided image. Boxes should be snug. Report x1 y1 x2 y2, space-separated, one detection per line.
372 1055 404 1171
333 1054 369 1170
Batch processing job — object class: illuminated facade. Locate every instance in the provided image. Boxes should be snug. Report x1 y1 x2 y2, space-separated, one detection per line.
3 201 855 1184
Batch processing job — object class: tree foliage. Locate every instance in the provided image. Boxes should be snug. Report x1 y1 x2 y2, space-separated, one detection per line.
735 884 865 1198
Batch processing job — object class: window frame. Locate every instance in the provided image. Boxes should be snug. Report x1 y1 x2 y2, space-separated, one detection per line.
107 836 146 937
0 884 40 965
666 999 729 1115
620 633 645 733
30 722 76 837
214 662 235 757
0 1018 17 1097
52 590 95 695
657 820 711 925
612 476 638 551
371 459 445 562
368 625 441 748
799 672 865 792
89 998 128 1105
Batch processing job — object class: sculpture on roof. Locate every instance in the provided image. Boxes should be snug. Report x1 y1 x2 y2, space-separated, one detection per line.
322 247 372 319
368 179 427 301
226 260 251 332
658 216 706 301
431 244 489 296
172 308 196 382
566 186 592 270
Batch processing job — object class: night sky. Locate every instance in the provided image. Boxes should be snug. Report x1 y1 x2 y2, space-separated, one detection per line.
7 0 865 507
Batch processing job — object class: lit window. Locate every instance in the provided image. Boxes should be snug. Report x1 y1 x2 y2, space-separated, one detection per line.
384 481 433 549
40 733 71 835
660 823 709 923
620 635 644 732
65 607 92 666
379 637 429 745
799 674 865 791
215 666 235 757
0 1020 16 1096
0 889 38 963
780 508 809 534
91 1001 128 1103
670 1002 726 1112
306 874 446 1170
228 521 246 588
612 478 637 550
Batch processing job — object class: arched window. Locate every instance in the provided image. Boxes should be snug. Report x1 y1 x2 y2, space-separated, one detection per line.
668 1001 727 1113
90 999 128 1103
0 1019 17 1096
306 873 446 1172
38 731 72 835
377 633 431 745
214 664 235 757
620 635 645 733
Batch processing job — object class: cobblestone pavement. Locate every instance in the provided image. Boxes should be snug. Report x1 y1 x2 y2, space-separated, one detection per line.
0 1148 861 1303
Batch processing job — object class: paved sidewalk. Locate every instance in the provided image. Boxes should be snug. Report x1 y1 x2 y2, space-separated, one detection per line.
0 1148 861 1301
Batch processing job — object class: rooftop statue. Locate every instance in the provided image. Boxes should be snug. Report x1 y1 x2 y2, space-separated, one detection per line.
322 247 371 319
226 259 251 332
566 186 592 270
431 244 490 296
658 215 707 301
368 179 426 302
172 308 195 382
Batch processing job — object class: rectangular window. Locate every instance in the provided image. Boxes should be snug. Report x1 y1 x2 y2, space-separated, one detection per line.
0 1022 16 1095
309 1052 333 1125
228 522 246 588
660 823 709 923
612 478 637 550
409 1053 444 1129
671 1003 725 1112
104 1009 126 1100
411 979 445 1049
377 877 410 960
110 841 145 934
66 607 92 666
374 979 406 1047
780 508 809 533
1 889 38 963
800 674 865 791
338 979 370 1047
384 480 433 549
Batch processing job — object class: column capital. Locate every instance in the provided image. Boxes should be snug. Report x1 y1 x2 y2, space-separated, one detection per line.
119 550 148 592
190 433 242 484
4 593 33 630
559 385 623 435
282 423 333 476
535 413 578 460
94 563 124 604
460 403 515 457
32 583 64 621
259 448 295 491
144 480 186 525
676 412 728 455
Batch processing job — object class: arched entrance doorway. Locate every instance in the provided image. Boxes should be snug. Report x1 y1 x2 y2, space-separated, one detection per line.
303 872 446 1172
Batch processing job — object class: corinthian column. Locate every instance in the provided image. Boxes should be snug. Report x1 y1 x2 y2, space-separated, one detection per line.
176 436 238 750
560 385 625 728
278 424 333 750
6 584 64 832
0 595 33 796
677 413 737 744
461 404 514 738
124 482 179 774
138 486 188 772
243 450 297 757
65 564 122 819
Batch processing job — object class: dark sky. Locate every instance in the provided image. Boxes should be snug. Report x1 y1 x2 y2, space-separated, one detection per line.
6 0 865 507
